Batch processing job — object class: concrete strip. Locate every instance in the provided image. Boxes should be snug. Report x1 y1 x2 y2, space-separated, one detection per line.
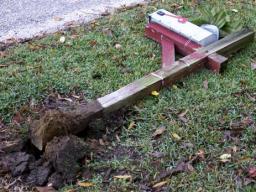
0 0 147 44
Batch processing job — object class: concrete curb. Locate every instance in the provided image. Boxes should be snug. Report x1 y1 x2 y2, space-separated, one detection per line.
0 0 148 48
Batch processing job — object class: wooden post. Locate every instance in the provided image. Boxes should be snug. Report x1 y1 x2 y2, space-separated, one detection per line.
30 29 254 150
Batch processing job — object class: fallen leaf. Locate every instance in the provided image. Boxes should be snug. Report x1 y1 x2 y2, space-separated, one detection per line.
178 109 188 117
196 149 205 160
171 133 181 141
77 181 95 187
248 167 256 178
59 36 65 43
65 189 76 192
115 134 121 142
178 110 189 123
115 43 122 49
152 181 167 188
231 9 238 13
237 156 252 163
36 186 57 192
187 163 195 172
151 90 159 96
89 40 97 47
128 121 136 129
157 161 194 181
114 175 132 180
178 116 188 123
231 146 238 153
241 116 254 126
72 94 80 99
219 153 231 162
63 98 73 102
203 80 208 90
99 139 105 146
70 34 80 39
152 126 166 137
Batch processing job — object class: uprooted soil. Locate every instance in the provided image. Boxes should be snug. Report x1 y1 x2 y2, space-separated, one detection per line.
0 93 132 191
0 135 88 189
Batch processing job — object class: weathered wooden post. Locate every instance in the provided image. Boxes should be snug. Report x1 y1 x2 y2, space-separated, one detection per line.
30 10 255 150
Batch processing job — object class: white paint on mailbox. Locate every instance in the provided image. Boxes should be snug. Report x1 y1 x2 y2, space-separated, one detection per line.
149 9 218 46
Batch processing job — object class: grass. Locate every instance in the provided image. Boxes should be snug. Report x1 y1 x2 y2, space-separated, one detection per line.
1 0 256 191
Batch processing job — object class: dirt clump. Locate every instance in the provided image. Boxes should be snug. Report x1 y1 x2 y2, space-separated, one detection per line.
0 135 89 189
0 152 35 177
44 135 89 183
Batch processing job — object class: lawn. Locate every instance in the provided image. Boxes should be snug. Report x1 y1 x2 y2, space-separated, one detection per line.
1 0 256 191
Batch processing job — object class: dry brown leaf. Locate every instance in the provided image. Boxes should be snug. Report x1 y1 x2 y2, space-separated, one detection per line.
128 121 136 129
178 116 188 123
187 163 195 172
77 181 94 187
99 139 105 146
178 109 188 123
36 186 57 192
115 43 122 49
219 153 231 162
65 189 76 192
115 134 121 142
114 175 132 180
89 40 97 47
157 161 195 182
152 181 167 188
237 156 252 163
178 109 188 117
196 149 205 160
63 98 73 102
171 133 181 141
72 94 80 99
152 126 166 137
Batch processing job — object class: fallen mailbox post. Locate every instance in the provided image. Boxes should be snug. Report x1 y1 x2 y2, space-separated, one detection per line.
30 10 255 150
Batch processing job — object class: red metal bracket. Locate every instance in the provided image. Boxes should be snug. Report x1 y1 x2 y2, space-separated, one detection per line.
145 22 227 73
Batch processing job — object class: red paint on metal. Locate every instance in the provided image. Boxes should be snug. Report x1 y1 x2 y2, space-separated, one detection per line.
145 22 228 73
145 22 202 69
145 23 201 55
207 53 228 73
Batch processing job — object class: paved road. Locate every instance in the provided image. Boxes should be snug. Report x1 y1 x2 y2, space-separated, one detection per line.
0 0 146 43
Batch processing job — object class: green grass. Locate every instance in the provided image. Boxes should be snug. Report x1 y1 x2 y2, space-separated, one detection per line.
1 0 256 191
